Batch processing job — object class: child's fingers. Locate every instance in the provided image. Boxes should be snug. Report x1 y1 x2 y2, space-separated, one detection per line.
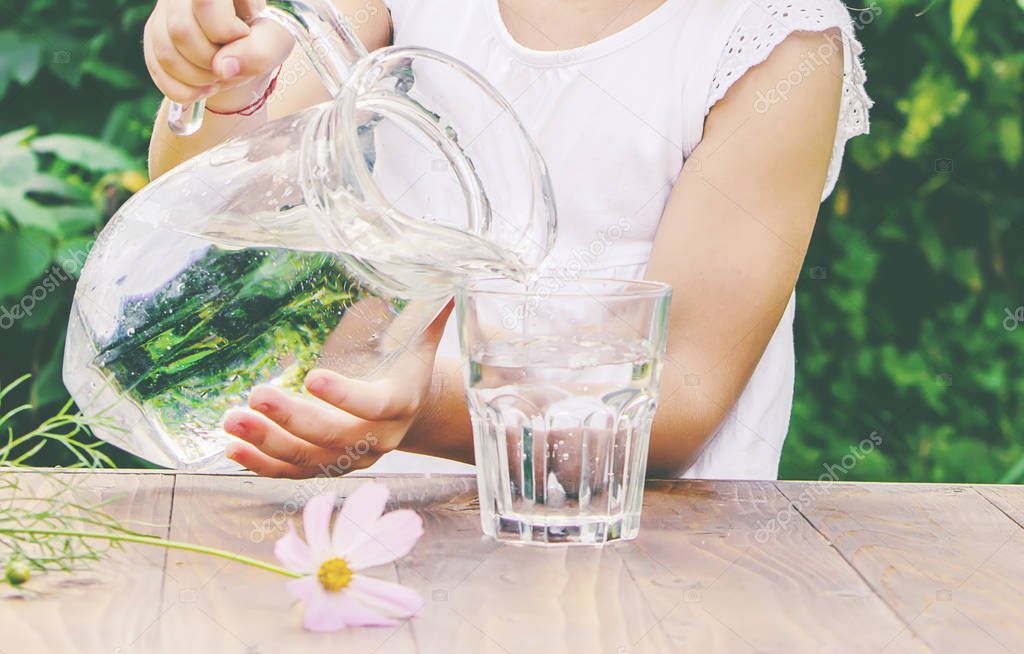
191 0 250 44
143 29 214 103
149 15 221 87
165 9 219 71
305 370 414 422
211 19 293 80
224 408 327 469
224 441 316 479
246 385 369 451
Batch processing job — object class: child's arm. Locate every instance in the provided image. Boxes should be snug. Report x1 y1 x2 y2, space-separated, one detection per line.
144 0 391 179
219 29 845 479
642 29 843 476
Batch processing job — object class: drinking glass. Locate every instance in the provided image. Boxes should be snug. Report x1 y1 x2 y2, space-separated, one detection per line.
456 278 672 545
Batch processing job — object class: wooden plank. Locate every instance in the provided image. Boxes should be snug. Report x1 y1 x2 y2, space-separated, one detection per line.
399 479 925 654
133 473 454 653
612 480 928 654
0 471 174 654
781 481 1024 653
411 536 667 653
976 484 1024 527
399 476 668 653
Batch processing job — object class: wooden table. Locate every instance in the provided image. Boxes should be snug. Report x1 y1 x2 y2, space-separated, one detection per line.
3 470 1023 653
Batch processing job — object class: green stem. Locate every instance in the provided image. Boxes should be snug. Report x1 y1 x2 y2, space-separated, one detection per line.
0 527 302 578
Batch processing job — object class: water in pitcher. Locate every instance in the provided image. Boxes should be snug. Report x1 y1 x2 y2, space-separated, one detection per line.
65 201 533 469
465 334 659 544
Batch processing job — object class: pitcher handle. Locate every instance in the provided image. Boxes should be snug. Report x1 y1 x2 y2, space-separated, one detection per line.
167 0 367 136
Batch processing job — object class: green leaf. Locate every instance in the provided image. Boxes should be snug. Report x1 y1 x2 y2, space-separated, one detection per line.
0 127 37 151
81 58 138 89
952 26 982 79
0 130 98 237
919 226 946 271
46 51 85 87
21 285 67 332
0 134 61 235
949 250 983 291
997 115 1022 167
123 5 155 28
51 206 101 237
31 332 69 408
0 33 42 99
1000 452 1024 484
54 235 94 276
0 143 38 188
0 188 60 236
38 30 87 88
0 229 53 300
22 173 88 202
895 69 970 158
950 0 983 42
30 134 135 172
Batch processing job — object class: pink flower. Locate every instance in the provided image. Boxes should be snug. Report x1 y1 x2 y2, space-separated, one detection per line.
274 482 424 632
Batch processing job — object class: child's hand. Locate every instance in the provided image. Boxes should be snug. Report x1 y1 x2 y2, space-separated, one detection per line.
221 302 455 478
144 0 294 112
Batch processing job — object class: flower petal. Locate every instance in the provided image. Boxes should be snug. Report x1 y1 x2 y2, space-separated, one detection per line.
286 575 403 632
332 482 390 555
346 509 424 571
302 492 337 559
350 575 424 617
286 577 347 632
324 593 401 628
286 575 324 604
274 524 317 574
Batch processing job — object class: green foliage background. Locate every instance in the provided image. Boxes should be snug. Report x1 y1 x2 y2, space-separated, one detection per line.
0 0 1020 478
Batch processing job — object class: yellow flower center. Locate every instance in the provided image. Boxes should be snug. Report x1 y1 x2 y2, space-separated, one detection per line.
317 557 353 593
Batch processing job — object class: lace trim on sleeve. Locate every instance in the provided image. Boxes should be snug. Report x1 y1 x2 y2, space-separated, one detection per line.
706 1 874 200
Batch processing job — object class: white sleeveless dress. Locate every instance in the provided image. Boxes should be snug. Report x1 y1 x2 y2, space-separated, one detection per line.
365 0 872 479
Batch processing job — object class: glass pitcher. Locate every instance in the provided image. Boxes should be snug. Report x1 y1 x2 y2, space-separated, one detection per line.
63 0 557 471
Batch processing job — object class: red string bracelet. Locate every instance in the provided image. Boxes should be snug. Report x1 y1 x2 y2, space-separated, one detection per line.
206 66 283 117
